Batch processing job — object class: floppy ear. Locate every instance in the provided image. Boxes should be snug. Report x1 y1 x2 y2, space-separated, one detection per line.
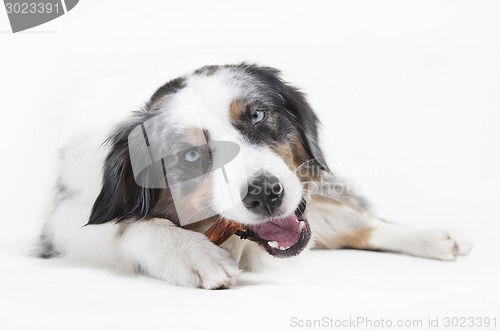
280 83 331 173
246 64 331 173
87 114 162 225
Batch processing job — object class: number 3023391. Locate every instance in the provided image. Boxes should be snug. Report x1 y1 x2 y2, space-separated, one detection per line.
443 316 497 328
5 2 61 14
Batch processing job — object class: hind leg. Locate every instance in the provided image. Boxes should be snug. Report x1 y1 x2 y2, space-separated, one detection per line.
306 195 472 260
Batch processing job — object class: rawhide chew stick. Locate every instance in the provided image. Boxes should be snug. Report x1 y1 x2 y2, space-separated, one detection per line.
205 217 246 246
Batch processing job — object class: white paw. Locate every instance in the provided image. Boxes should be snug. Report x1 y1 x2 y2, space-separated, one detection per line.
127 224 241 289
181 232 241 289
446 229 473 256
414 229 472 261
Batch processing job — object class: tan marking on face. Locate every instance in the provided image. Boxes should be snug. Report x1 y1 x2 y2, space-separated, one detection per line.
185 126 208 146
268 132 320 187
292 136 309 167
315 227 373 250
148 129 212 223
270 143 295 171
184 175 213 209
268 133 306 171
229 99 244 122
177 174 215 223
148 189 178 222
291 132 320 183
160 126 210 222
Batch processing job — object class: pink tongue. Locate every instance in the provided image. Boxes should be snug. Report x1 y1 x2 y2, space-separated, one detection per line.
248 214 303 249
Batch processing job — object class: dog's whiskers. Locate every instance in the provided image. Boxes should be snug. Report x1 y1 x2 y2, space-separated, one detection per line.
181 203 214 225
302 189 362 211
191 195 215 202
293 158 320 174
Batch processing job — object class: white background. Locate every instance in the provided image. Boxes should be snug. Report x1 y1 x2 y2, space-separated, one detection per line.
0 1 499 330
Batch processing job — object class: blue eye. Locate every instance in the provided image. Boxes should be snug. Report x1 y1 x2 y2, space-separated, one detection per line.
251 110 266 124
184 150 201 162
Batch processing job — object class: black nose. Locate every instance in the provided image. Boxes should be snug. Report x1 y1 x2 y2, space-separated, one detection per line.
242 172 284 216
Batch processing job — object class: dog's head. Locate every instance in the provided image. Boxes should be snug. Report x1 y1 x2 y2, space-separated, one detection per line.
88 64 329 257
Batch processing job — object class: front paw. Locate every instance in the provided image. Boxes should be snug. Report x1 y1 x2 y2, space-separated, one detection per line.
182 232 241 289
141 230 240 289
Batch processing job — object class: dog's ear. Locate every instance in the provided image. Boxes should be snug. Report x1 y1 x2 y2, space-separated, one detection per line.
245 64 330 173
280 83 331 173
87 114 162 225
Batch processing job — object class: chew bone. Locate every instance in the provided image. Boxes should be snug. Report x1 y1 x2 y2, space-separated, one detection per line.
205 217 246 246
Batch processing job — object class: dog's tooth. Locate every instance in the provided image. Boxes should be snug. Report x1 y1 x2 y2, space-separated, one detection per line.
279 246 286 251
298 221 305 232
268 241 279 248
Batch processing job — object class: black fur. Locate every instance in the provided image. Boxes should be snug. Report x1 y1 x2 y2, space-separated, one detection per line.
87 64 329 225
87 113 162 224
149 77 186 108
38 233 58 258
88 77 187 225
238 64 330 172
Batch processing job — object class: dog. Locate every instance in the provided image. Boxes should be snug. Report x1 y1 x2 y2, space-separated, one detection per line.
38 63 472 289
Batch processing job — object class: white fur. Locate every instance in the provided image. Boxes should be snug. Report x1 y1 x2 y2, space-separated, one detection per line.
120 219 240 289
41 67 472 289
307 196 472 261
157 71 303 224
369 226 473 260
46 126 243 288
43 69 302 288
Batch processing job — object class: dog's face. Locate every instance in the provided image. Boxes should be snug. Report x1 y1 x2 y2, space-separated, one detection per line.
88 64 329 257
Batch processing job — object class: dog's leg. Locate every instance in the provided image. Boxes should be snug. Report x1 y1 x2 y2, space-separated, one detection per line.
119 218 240 289
307 192 472 260
41 198 240 289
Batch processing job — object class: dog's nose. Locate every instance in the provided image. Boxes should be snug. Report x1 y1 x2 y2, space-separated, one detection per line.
242 172 284 216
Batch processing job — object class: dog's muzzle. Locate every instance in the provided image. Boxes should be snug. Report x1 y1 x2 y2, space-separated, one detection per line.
236 199 310 258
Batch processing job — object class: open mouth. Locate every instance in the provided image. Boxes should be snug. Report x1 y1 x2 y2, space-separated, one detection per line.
235 200 311 258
